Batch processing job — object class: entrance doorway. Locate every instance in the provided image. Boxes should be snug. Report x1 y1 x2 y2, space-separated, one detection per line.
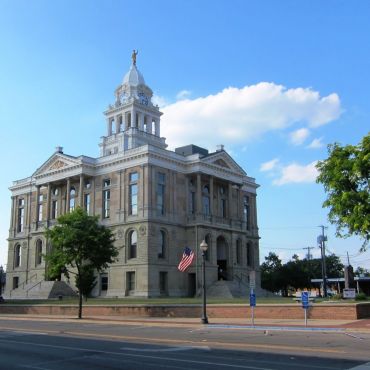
188 273 196 297
217 236 228 280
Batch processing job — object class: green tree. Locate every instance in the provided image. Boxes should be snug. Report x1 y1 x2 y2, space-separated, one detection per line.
45 208 118 318
316 133 370 250
75 265 97 302
260 252 284 294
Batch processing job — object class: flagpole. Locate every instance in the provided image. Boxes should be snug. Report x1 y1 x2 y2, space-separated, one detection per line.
195 224 198 295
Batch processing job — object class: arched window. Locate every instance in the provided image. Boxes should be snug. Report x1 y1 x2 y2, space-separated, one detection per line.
69 187 76 212
128 230 137 259
202 185 210 216
35 239 43 266
158 230 166 259
236 239 242 265
14 244 21 268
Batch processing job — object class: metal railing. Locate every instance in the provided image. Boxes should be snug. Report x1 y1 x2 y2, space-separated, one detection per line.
8 273 37 297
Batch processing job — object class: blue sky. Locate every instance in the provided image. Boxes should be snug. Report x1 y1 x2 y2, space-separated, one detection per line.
1 0 369 270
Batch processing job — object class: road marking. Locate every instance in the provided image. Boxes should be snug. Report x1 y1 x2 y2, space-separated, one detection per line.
0 326 346 355
1 338 274 370
209 324 345 332
343 332 364 340
348 362 370 369
120 345 210 352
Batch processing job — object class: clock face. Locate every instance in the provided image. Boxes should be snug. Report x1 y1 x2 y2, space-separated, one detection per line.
120 91 127 102
138 92 148 105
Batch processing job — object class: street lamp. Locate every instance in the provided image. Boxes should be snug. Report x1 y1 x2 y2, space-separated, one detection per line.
0 265 4 296
200 240 208 324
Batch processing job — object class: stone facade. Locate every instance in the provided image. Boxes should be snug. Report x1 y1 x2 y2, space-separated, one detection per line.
5 59 260 298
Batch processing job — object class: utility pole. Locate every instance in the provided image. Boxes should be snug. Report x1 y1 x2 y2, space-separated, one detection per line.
303 246 313 260
346 251 350 266
317 226 328 298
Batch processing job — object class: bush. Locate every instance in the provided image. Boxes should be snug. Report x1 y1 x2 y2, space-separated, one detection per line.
355 292 368 301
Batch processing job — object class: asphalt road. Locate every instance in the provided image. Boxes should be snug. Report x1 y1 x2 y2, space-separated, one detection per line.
0 317 369 370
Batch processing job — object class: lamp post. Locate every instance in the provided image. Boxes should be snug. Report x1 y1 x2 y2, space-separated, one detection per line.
0 265 4 296
200 240 208 324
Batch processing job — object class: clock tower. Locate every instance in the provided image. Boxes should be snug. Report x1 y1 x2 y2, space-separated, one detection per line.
99 54 166 156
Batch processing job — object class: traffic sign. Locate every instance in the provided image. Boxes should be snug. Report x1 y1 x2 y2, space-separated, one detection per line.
250 292 256 307
301 291 309 308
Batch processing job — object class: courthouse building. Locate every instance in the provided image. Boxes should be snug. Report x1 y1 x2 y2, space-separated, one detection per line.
5 56 261 298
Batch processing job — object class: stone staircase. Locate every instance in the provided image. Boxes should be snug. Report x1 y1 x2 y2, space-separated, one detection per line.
4 280 78 300
207 279 270 298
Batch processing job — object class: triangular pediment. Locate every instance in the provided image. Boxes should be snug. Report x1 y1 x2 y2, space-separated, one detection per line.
203 151 247 176
33 153 80 177
214 159 231 169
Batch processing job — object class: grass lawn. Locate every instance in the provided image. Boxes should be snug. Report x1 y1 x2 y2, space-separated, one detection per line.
2 296 361 305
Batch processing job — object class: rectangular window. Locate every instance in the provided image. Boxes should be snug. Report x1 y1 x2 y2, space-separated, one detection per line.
189 191 195 214
51 200 58 219
129 172 138 216
37 194 43 222
13 276 19 289
84 193 91 214
159 272 168 294
127 271 135 292
101 275 108 291
17 199 25 232
243 196 250 230
103 190 110 218
156 172 165 215
221 199 226 218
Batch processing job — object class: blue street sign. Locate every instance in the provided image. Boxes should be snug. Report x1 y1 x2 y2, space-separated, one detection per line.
301 291 309 308
250 292 256 307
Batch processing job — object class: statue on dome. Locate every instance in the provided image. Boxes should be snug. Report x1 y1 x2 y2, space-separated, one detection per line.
132 49 138 65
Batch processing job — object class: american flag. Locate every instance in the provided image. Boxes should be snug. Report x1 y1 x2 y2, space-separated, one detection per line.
177 247 195 272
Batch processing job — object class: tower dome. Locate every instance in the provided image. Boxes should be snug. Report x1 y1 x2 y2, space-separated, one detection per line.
123 64 145 86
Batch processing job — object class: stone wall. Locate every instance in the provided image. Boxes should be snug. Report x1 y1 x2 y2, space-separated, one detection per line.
0 303 369 319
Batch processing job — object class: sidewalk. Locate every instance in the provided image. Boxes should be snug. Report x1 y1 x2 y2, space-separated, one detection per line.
1 314 370 333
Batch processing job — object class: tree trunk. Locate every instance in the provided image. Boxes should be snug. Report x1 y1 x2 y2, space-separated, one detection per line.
78 290 83 319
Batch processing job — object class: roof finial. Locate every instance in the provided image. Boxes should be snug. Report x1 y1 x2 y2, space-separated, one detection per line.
132 49 138 66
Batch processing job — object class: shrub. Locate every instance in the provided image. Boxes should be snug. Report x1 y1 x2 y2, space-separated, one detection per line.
355 292 367 301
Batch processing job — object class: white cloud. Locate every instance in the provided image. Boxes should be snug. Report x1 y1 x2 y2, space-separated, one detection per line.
273 161 319 186
307 137 324 149
290 128 310 145
176 90 191 100
260 158 280 172
161 82 341 149
152 94 168 108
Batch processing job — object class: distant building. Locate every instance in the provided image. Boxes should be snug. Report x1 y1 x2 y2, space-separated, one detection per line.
5 58 261 298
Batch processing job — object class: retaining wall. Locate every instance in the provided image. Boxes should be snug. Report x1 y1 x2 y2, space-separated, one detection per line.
0 303 369 319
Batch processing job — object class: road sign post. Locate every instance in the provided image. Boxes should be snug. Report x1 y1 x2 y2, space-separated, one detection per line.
301 291 309 327
249 289 256 327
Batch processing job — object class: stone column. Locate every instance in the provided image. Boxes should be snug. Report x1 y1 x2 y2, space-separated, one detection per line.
66 178 71 213
143 166 150 217
122 169 127 221
228 182 233 219
209 176 214 217
13 196 18 235
106 117 112 136
141 165 145 216
46 183 51 221
115 115 121 133
146 116 152 134
10 196 15 233
139 112 145 131
131 108 136 128
35 186 40 224
154 118 160 136
79 175 84 207
196 173 202 214
91 178 96 216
